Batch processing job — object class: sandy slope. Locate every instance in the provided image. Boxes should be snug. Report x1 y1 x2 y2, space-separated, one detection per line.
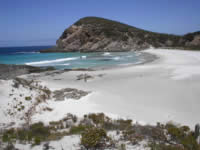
29 48 200 128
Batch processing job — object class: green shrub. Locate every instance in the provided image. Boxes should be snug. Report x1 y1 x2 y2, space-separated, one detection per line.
181 126 190 132
34 136 41 145
21 105 25 110
81 127 108 149
181 133 199 150
166 123 199 150
166 124 185 141
25 96 32 101
115 119 132 130
18 129 27 141
29 122 50 139
88 113 107 125
2 133 10 142
2 128 16 142
17 122 50 143
42 89 51 98
69 125 88 135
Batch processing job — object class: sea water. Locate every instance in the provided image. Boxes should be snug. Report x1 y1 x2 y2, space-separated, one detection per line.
0 46 146 69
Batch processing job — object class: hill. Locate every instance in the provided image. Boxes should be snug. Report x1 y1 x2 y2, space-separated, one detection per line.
41 17 200 52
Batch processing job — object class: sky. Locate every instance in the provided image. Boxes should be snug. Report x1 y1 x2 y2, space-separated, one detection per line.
0 0 200 47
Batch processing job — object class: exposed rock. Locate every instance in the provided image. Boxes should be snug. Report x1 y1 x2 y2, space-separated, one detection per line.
0 64 54 80
76 74 94 81
40 17 200 53
53 88 90 100
64 68 94 72
76 73 105 82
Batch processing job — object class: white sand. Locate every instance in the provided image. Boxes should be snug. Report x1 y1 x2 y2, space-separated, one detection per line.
1 48 200 129
1 48 200 150
32 48 200 128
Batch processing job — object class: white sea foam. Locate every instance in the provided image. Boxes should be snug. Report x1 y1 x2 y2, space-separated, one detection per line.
113 56 120 60
57 63 70 66
81 56 87 59
135 53 141 56
103 52 111 56
25 57 79 65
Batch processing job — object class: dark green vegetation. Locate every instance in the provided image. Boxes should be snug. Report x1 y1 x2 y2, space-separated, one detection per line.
2 122 50 145
74 17 181 47
149 123 200 150
81 128 110 149
75 17 200 49
1 113 200 150
25 96 32 101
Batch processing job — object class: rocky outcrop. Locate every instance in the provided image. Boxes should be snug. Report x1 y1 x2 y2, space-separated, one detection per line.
41 17 200 52
0 64 54 80
53 88 90 100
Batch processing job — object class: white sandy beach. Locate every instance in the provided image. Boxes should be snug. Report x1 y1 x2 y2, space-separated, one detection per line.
1 48 200 149
28 48 200 128
1 48 200 129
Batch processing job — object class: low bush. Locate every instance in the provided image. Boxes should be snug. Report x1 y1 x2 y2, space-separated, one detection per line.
115 119 132 130
181 133 199 150
29 122 50 139
88 113 107 125
2 128 16 142
166 123 185 141
81 127 108 149
2 122 50 144
166 123 200 150
25 96 32 101
69 125 89 135
33 136 41 145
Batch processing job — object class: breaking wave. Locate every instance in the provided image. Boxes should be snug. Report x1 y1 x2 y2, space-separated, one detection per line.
103 52 111 56
25 57 79 65
81 56 87 59
113 56 120 60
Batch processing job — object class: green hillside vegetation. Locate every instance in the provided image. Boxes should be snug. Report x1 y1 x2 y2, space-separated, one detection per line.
73 17 182 47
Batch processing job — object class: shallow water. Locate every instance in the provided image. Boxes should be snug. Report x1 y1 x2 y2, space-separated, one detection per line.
0 46 146 69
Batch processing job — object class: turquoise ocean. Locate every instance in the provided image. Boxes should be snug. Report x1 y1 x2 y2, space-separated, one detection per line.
0 46 146 69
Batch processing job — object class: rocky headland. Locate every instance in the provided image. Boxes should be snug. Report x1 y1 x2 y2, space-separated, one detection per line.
40 17 200 53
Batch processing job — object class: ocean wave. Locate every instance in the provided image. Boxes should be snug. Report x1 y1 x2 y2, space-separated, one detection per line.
113 56 120 60
103 52 111 56
81 56 87 59
57 63 70 66
25 57 79 65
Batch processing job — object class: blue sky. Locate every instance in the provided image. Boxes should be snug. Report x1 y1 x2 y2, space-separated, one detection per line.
0 0 200 47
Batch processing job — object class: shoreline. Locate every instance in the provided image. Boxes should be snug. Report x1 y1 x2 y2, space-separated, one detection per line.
38 48 200 127
1 48 200 149
0 50 158 78
1 48 200 128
